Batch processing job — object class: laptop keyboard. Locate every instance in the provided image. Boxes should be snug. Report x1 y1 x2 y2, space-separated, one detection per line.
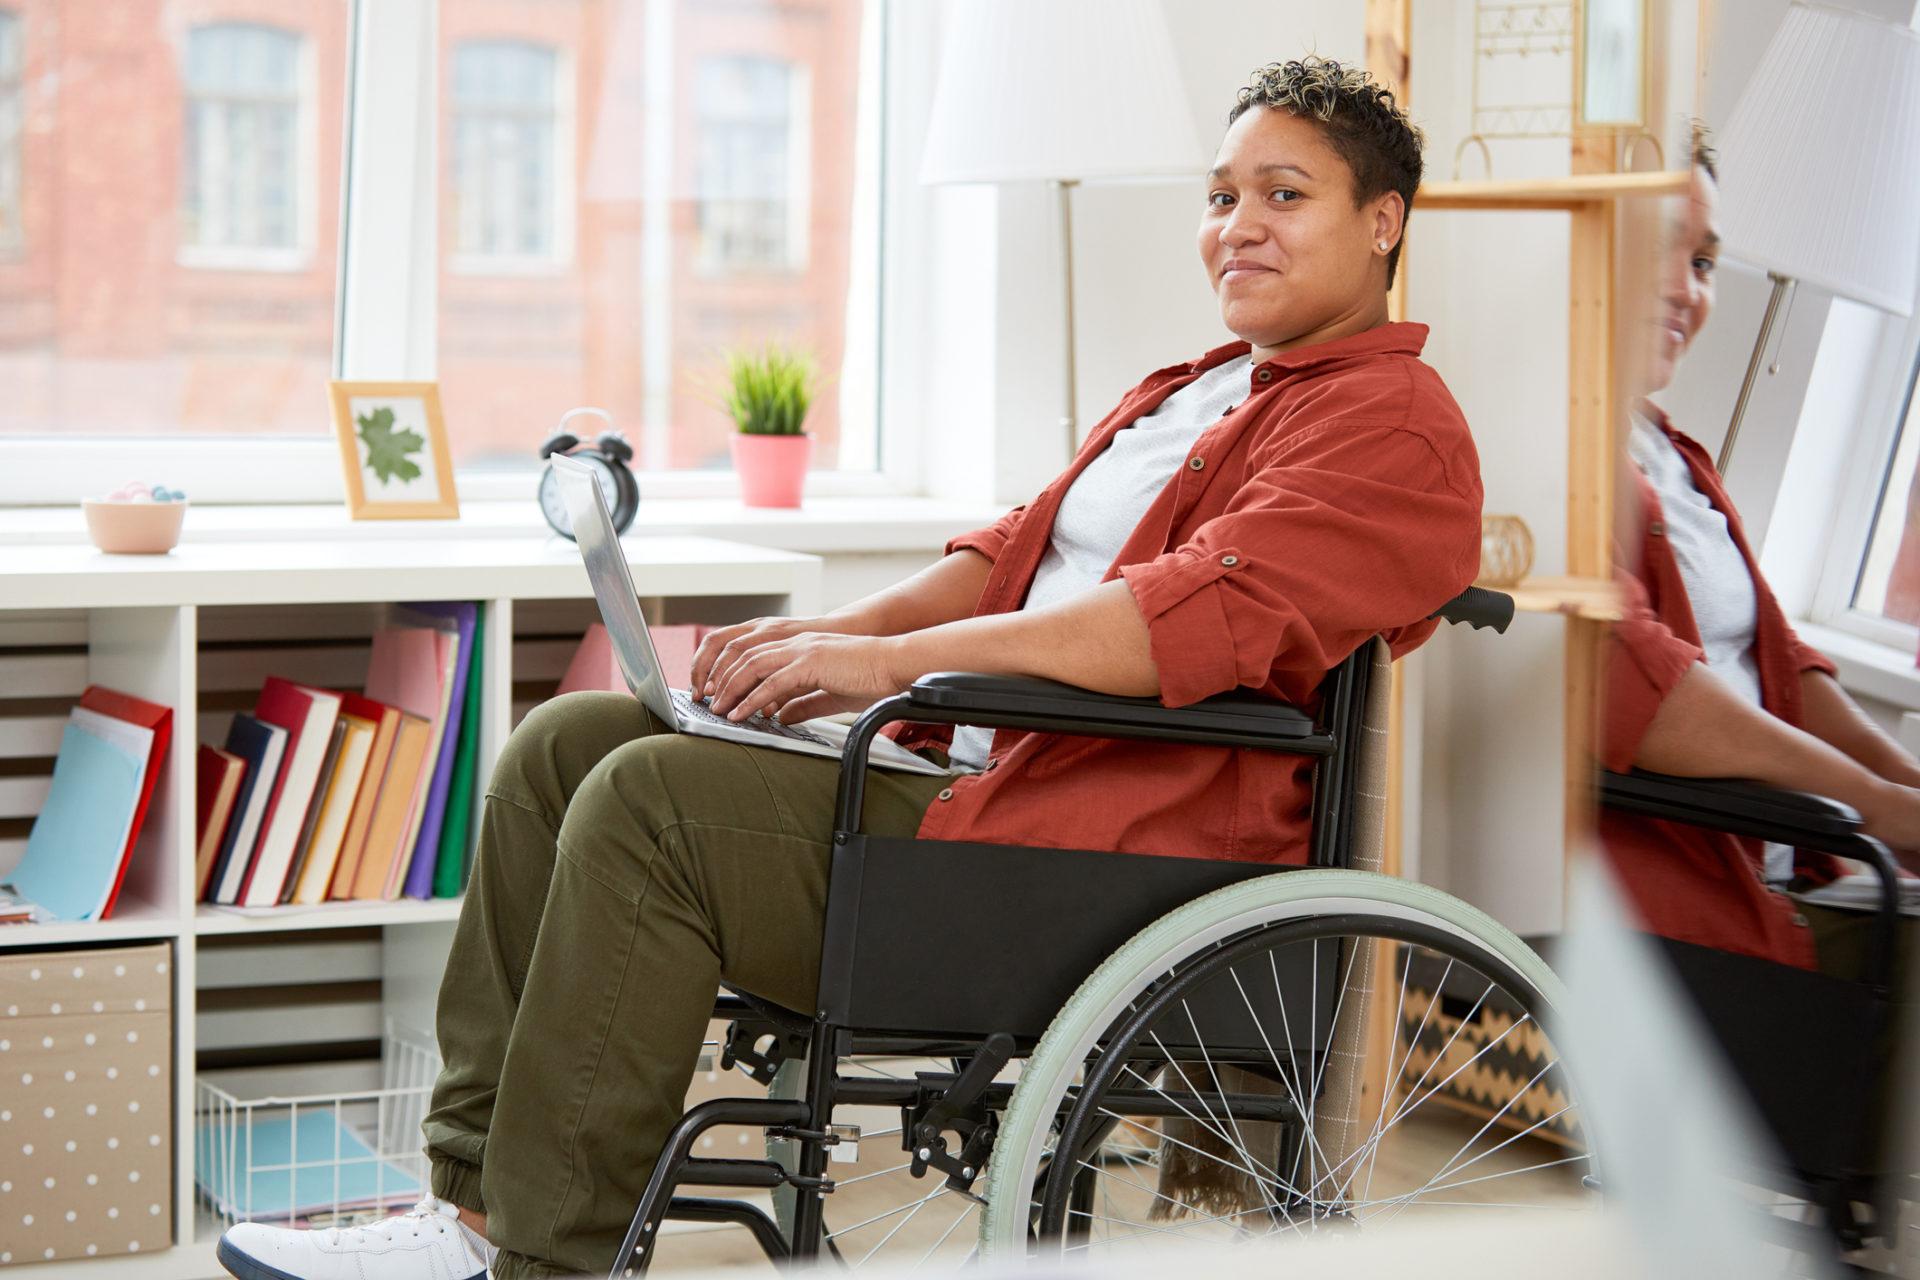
673 688 832 747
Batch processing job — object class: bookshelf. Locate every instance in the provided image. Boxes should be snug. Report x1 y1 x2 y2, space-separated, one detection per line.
0 533 820 1280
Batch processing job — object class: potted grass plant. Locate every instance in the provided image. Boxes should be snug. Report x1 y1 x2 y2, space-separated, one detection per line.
719 344 817 508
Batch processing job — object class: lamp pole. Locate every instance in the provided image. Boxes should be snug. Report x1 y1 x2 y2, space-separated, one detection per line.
1056 177 1080 461
1715 272 1793 475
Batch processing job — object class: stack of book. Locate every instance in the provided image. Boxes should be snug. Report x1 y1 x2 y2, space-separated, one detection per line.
2 687 172 924
197 603 485 909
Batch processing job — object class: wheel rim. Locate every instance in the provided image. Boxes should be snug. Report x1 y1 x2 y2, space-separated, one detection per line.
1028 913 1594 1253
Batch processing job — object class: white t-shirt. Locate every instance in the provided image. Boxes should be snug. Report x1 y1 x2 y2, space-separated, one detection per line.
1627 411 1763 706
947 353 1256 772
1629 411 1790 881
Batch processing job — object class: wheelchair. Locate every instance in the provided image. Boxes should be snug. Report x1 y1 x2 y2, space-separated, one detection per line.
1599 768 1911 1265
611 586 1598 1273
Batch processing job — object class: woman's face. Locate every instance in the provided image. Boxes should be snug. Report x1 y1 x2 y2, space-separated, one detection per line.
1647 166 1720 393
1197 105 1398 350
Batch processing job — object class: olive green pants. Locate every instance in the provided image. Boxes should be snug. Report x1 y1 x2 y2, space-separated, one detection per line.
420 691 948 1278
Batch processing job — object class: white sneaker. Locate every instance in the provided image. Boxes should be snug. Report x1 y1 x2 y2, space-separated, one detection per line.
217 1196 496 1280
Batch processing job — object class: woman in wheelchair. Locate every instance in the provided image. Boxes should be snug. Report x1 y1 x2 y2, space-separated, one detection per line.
1600 126 1920 976
219 58 1500 1280
1595 125 1920 1260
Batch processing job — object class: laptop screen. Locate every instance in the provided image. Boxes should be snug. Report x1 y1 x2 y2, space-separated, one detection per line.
550 454 677 724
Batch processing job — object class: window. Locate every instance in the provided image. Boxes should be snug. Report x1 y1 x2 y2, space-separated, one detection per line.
1847 351 1920 627
436 0 871 477
0 9 21 255
182 23 308 257
694 55 806 273
0 4 345 445
450 40 563 263
0 0 886 494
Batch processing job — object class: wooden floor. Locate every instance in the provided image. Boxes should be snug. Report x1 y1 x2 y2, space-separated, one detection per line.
648 1098 1591 1272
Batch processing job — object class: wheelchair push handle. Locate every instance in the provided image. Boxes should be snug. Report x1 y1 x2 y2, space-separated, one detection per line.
1429 585 1515 634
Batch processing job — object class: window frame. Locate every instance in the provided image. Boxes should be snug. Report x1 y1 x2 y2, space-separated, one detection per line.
1806 301 1920 654
0 0 918 506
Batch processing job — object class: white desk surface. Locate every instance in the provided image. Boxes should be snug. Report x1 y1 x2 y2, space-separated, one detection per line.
0 533 820 610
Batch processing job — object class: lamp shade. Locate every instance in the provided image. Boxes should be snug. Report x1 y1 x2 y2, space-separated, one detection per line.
918 0 1205 185
1716 2 1920 316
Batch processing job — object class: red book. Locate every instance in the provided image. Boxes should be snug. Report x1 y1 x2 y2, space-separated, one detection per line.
239 677 343 906
194 745 246 899
76 686 172 919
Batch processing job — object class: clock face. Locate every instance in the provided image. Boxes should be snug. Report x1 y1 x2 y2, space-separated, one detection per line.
539 454 621 539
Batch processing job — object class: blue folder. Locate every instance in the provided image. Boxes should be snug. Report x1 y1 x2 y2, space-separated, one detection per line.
11 721 143 920
197 1108 422 1221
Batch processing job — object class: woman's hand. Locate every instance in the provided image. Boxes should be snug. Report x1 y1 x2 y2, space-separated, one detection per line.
1852 777 1920 872
691 616 849 698
707 632 907 725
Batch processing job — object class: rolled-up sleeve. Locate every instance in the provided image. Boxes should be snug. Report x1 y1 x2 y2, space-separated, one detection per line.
1786 623 1838 679
1116 423 1481 708
945 504 1027 564
1602 571 1704 772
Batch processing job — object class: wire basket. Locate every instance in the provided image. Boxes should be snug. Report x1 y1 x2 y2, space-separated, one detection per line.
195 1021 442 1230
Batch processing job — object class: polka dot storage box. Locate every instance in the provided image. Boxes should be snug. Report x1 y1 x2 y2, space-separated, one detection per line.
0 941 172 1265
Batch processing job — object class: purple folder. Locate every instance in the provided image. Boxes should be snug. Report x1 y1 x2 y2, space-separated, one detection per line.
398 602 477 899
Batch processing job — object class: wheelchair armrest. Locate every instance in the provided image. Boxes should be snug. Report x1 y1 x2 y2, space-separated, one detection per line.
1597 768 1871 859
903 671 1327 753
1598 768 1904 992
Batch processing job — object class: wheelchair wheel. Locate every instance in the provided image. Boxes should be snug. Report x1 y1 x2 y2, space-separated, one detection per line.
979 869 1595 1259
768 1050 997 1269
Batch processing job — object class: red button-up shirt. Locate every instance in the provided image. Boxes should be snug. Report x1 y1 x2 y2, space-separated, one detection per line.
1599 405 1838 969
892 321 1483 862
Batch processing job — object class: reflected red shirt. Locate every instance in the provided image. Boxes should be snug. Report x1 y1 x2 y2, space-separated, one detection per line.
1599 405 1837 969
892 321 1483 862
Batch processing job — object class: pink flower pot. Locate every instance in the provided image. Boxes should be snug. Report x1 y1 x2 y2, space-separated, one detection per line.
730 433 812 508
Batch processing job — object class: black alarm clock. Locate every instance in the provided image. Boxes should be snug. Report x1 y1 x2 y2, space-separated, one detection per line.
538 407 639 539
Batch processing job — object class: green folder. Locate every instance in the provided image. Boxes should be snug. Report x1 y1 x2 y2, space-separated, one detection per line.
433 606 485 897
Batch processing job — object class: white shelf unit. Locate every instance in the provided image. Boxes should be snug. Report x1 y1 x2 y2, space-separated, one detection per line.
0 534 821 1280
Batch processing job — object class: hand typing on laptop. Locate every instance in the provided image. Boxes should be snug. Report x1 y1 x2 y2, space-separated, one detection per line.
698 627 906 725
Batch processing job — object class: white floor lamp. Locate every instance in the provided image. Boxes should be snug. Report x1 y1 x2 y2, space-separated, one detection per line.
917 0 1206 460
1712 2 1920 474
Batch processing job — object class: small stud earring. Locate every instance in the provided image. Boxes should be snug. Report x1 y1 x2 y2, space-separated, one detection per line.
1377 241 1389 251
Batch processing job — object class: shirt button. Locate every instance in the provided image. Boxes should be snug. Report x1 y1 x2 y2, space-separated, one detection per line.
937 787 954 801
1649 520 1666 536
1221 554 1238 566
1792 912 1809 928
1188 456 1205 471
985 758 999 771
1256 368 1274 383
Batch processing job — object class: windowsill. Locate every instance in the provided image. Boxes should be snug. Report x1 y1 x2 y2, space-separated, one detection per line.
0 494 1004 557
1796 619 1920 712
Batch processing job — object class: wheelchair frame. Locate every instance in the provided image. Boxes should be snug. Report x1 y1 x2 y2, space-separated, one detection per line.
610 588 1516 1275
1598 768 1907 1256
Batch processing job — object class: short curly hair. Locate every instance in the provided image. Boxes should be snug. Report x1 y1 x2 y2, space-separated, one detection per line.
1688 118 1718 181
1226 57 1425 288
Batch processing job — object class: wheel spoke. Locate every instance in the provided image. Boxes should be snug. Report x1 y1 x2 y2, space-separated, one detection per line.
1113 1059 1298 1198
1359 953 1445 1206
854 1185 947 1268
1229 964 1337 1185
832 1160 918 1189
1094 1105 1303 1204
825 1184 948 1242
1078 1156 1306 1242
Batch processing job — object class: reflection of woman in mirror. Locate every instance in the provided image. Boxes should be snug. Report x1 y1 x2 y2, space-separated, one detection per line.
1602 124 1920 975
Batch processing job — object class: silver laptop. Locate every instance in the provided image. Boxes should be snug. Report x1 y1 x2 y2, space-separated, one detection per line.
550 453 949 776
